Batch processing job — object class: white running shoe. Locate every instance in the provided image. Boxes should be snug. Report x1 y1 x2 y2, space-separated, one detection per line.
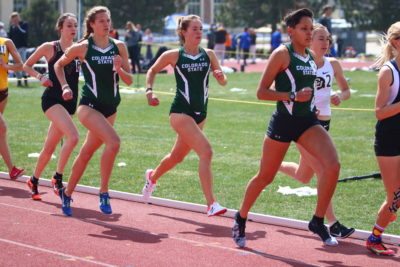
142 169 156 202
207 202 227 217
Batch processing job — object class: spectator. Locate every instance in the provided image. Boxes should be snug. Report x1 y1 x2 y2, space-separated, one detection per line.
214 24 227 65
142 28 153 65
230 33 238 61
318 5 333 33
125 21 141 73
270 25 282 52
318 4 336 56
207 24 216 49
136 23 143 61
225 32 232 57
249 28 257 64
0 22 7 37
237 27 251 66
8 12 28 87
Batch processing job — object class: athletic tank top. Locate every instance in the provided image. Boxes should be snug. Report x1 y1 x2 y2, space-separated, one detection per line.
171 47 211 114
81 37 120 106
376 60 400 133
314 57 334 116
43 41 79 102
274 43 317 116
0 38 9 89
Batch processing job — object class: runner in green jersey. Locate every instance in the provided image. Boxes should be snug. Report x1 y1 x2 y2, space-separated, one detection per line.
233 8 340 248
279 24 354 240
55 6 132 217
143 15 228 217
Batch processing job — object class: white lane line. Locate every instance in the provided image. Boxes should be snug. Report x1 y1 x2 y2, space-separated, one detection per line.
0 202 53 215
0 237 117 267
0 201 314 266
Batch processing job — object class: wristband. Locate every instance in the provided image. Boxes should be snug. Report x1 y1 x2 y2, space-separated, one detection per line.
289 91 296 102
62 84 70 91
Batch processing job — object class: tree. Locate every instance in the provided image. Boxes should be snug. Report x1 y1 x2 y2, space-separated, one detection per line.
340 0 400 32
21 0 58 46
83 0 177 32
216 0 325 29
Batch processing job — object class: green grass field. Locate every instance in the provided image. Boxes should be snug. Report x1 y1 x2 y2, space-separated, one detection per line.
5 70 399 235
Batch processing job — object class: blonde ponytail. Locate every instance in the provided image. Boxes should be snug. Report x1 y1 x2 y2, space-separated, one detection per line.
374 22 400 69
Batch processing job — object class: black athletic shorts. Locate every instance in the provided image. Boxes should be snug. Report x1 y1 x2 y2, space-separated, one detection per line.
375 131 400 156
267 112 320 142
41 95 77 115
0 89 8 102
170 111 207 124
319 119 330 131
79 97 117 118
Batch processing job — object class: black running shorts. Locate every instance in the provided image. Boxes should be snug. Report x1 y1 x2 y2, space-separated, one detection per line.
79 97 117 118
267 112 320 142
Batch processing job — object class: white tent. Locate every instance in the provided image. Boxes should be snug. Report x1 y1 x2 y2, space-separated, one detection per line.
164 13 210 35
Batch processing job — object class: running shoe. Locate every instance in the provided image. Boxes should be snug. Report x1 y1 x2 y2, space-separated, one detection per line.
9 166 24 180
232 211 246 248
26 178 41 201
60 188 73 216
51 176 64 197
308 219 338 246
329 221 355 239
207 202 227 217
142 169 156 202
366 236 395 256
99 192 112 214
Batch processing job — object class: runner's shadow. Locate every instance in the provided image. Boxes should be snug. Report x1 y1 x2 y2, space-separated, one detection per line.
39 199 122 222
149 213 266 240
278 229 400 264
1 184 167 244
150 214 317 267
41 201 168 244
86 220 168 244
0 185 48 198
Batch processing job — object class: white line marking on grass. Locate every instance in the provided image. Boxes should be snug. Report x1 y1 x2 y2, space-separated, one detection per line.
140 90 375 112
0 237 117 267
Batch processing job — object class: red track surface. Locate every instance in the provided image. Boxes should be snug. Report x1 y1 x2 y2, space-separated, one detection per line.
1 178 399 266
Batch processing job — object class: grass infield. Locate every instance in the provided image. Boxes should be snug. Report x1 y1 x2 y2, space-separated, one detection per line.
5 70 399 235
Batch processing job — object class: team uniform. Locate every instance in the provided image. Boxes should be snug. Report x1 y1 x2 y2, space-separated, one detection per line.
374 60 400 156
171 47 211 124
80 37 120 117
42 41 79 115
267 43 318 142
0 37 10 101
314 57 335 131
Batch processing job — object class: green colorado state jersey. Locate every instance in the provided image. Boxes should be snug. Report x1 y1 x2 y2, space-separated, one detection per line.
81 37 120 106
170 47 211 114
275 43 317 116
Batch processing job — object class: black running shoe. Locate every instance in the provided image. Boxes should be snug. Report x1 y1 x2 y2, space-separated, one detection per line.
308 219 338 246
27 178 41 201
51 176 64 197
232 211 246 248
329 221 355 239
